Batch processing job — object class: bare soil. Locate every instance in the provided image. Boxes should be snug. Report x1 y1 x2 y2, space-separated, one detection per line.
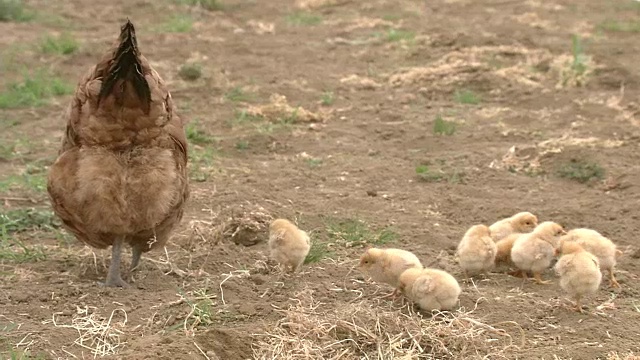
1 0 640 359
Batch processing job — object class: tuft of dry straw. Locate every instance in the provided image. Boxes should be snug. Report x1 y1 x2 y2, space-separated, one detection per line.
211 203 273 246
46 306 128 358
252 289 522 359
245 94 328 123
607 352 638 360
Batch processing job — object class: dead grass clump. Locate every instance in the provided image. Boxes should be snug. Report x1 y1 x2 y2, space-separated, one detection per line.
339 74 382 90
295 0 348 9
388 45 553 89
252 289 520 359
550 53 595 88
245 94 327 123
489 145 558 176
47 306 127 357
212 203 273 246
607 352 638 360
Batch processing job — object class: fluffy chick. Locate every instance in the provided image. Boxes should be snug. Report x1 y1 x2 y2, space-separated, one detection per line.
398 268 462 312
456 224 497 277
554 241 602 313
268 219 311 273
494 233 522 267
489 212 538 242
359 248 423 297
561 228 621 288
511 221 566 284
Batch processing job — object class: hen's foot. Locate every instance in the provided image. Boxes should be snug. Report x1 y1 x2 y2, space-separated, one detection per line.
100 276 130 288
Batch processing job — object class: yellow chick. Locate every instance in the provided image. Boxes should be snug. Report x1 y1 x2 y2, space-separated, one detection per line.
489 212 538 242
554 241 602 313
398 267 462 312
358 248 423 297
511 221 566 284
561 228 621 288
495 233 531 278
456 224 497 277
268 218 311 273
495 233 521 267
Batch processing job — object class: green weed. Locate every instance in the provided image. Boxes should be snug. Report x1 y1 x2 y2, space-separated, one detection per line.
0 0 34 22
178 63 202 81
0 208 53 263
231 109 262 126
320 91 334 106
175 0 223 11
557 160 605 183
180 288 217 329
384 28 415 43
0 208 58 233
161 15 193 33
185 120 216 145
0 173 47 194
433 114 456 136
305 158 322 168
571 35 588 76
225 87 254 102
326 218 397 247
286 11 322 26
189 146 217 182
454 89 480 105
235 140 249 150
304 241 332 264
416 164 465 184
0 71 72 109
599 19 640 33
0 348 46 360
39 33 79 55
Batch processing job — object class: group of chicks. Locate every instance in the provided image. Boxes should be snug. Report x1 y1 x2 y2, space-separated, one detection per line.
267 212 622 314
458 211 621 313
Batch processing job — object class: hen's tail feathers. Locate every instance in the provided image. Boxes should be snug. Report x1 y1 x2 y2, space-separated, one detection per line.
97 19 151 113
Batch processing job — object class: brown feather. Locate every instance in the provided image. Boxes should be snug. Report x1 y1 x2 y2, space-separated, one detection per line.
97 19 151 114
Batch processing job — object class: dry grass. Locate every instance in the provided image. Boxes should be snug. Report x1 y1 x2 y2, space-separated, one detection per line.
245 94 328 123
46 306 128 358
607 352 638 360
252 288 523 359
211 203 274 246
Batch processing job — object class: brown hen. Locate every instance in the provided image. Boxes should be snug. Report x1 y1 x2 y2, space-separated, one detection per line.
47 20 189 287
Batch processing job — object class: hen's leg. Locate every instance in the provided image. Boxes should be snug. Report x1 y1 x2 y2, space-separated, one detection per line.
103 237 129 288
130 243 143 273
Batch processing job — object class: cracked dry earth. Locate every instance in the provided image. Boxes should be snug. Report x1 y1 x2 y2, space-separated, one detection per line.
1 0 640 359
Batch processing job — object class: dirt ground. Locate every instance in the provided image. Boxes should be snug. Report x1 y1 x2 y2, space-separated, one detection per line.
1 0 640 359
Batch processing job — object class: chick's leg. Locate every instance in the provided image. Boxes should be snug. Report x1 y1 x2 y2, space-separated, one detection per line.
380 288 400 300
103 237 130 288
533 272 551 285
573 296 584 313
608 269 620 288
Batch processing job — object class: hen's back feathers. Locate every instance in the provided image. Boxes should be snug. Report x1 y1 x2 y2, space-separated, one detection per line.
97 20 151 113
